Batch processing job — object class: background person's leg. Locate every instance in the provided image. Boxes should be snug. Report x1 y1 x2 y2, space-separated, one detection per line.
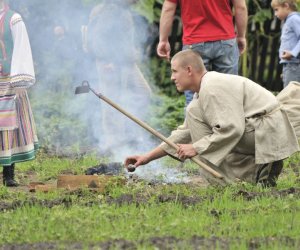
282 63 300 88
184 90 194 107
212 39 239 75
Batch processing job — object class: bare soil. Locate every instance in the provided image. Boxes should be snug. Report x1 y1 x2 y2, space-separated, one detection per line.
1 236 299 250
0 186 299 212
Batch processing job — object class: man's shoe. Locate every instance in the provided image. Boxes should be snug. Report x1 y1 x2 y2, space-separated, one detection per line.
256 161 283 187
267 160 283 187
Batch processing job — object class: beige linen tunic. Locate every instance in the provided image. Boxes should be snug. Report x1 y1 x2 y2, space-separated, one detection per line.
276 81 300 138
160 72 299 183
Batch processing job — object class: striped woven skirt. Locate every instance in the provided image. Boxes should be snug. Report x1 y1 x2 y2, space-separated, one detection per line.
0 90 38 166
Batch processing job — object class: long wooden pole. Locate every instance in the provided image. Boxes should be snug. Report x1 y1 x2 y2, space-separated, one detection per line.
90 87 224 179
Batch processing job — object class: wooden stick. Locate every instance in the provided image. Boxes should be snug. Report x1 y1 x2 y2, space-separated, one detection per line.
90 88 224 179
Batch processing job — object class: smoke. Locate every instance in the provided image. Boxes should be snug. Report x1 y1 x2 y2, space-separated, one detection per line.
12 0 194 185
12 0 159 161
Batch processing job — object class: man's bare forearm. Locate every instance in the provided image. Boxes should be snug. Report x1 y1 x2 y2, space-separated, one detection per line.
232 0 248 39
159 1 177 42
145 146 168 162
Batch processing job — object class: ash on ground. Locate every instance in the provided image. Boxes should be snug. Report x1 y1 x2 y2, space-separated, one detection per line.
128 162 190 184
85 162 124 176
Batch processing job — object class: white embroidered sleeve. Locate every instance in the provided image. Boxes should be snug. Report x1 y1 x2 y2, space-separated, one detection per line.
10 13 35 88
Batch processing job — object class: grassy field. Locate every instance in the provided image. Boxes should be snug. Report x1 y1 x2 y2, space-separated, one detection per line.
0 151 299 250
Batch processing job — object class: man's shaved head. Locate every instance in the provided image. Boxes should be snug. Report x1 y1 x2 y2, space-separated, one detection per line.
171 50 205 72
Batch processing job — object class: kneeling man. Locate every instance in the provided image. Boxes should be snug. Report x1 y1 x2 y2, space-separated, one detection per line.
125 50 299 186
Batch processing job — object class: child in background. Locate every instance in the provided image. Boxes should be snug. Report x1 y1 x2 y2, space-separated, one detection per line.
271 0 300 87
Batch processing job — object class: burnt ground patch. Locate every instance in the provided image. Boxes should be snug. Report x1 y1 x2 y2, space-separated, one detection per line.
1 236 299 250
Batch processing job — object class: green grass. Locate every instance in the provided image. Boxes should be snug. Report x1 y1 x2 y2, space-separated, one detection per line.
0 151 299 249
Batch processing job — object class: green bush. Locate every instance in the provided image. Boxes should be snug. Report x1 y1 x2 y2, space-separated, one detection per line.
148 93 185 136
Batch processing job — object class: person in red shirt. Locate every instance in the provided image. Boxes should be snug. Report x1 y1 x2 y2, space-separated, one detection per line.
157 0 248 107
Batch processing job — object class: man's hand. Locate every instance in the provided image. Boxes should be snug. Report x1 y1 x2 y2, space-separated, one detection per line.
237 37 247 54
124 155 150 169
282 50 293 60
124 147 167 170
157 41 171 60
176 144 197 160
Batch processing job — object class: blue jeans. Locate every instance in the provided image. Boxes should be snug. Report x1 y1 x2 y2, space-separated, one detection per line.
182 38 239 106
282 63 300 88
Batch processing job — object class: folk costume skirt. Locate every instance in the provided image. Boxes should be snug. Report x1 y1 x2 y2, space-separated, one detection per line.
0 90 38 166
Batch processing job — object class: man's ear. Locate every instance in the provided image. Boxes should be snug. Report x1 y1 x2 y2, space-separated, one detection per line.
186 65 192 75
